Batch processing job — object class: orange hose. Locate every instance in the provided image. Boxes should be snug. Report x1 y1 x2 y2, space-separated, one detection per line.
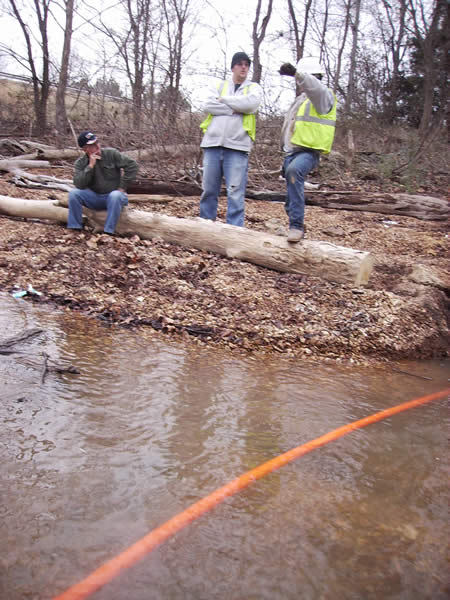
53 387 449 600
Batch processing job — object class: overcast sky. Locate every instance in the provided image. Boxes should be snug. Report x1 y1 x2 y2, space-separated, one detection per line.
0 0 314 113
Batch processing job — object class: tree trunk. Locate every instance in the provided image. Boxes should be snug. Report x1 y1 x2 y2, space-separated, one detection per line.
345 0 361 114
55 0 74 139
0 195 374 286
251 0 273 84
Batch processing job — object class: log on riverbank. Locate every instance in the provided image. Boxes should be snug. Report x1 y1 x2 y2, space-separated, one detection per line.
0 195 374 286
129 180 449 221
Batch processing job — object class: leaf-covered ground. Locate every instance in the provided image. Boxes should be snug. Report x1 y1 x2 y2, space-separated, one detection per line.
0 169 448 366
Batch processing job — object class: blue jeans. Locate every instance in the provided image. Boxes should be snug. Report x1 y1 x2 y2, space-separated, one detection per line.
200 147 249 227
283 150 320 229
67 188 128 234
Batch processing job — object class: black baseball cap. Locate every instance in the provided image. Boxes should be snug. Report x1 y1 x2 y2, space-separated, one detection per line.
77 131 97 148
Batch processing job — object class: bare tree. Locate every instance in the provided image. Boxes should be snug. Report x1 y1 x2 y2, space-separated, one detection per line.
377 0 408 122
4 0 51 135
159 0 193 119
55 0 75 138
98 0 155 131
286 0 314 61
316 0 330 59
333 0 351 94
251 0 273 83
285 0 314 96
344 0 362 113
406 0 448 134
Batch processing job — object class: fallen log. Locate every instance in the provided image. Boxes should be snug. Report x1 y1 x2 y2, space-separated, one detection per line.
127 179 202 196
246 189 449 220
127 180 318 198
0 138 28 155
56 194 174 207
306 191 449 221
4 142 197 163
125 179 450 221
101 210 375 286
3 163 446 222
0 195 69 221
8 168 73 192
0 159 51 172
0 149 80 161
0 194 374 286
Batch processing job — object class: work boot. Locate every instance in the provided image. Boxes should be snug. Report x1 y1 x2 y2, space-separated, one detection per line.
287 227 304 243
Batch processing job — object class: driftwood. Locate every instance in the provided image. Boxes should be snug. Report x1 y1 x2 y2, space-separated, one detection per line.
127 180 449 221
0 195 69 221
128 179 203 196
0 138 28 155
3 142 197 163
3 149 80 161
0 148 445 221
245 189 449 221
9 168 73 191
306 190 449 221
0 194 374 286
56 195 174 208
0 159 51 172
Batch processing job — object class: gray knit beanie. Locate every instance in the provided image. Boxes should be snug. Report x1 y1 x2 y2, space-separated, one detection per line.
231 52 251 69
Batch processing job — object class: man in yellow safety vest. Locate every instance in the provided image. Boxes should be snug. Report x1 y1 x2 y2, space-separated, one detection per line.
199 52 262 227
279 57 337 242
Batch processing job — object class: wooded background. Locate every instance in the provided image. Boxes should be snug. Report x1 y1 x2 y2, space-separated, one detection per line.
0 0 447 187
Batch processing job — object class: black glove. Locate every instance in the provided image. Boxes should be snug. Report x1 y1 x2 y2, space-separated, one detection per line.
279 63 296 76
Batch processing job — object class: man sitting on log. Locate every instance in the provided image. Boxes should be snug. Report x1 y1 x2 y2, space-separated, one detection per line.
279 57 337 243
67 131 138 235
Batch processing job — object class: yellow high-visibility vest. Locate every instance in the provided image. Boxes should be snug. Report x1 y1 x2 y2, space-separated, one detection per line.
200 81 257 141
290 95 337 154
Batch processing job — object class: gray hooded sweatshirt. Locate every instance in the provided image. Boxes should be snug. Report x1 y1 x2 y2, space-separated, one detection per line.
200 77 262 153
281 71 335 155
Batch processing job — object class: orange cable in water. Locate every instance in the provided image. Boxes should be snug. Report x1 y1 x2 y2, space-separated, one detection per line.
53 387 449 600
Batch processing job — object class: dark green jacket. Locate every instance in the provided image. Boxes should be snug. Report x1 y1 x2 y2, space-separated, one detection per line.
73 147 138 194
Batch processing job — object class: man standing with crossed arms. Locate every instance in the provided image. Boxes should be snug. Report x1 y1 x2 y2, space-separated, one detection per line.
199 52 262 227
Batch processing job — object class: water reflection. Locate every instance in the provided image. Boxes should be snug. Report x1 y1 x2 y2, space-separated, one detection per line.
0 293 448 600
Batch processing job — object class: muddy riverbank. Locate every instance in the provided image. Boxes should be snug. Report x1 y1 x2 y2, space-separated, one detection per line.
0 172 448 365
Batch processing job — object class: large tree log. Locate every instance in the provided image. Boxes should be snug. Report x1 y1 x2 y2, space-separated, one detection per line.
126 180 449 221
0 195 69 221
15 148 81 161
5 142 198 163
128 179 203 196
306 191 449 221
0 159 51 172
7 168 73 191
246 189 449 220
0 195 374 286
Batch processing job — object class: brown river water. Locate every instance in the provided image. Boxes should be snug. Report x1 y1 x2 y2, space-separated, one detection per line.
0 293 449 600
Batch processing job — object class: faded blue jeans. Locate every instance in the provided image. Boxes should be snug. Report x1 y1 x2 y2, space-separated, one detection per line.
200 147 249 227
67 188 128 234
283 150 320 230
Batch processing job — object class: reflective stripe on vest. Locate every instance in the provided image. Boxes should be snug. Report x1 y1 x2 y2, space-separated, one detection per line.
200 81 257 141
290 95 337 154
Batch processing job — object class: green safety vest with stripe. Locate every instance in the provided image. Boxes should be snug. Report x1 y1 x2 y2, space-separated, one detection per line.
291 94 337 154
200 81 257 142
